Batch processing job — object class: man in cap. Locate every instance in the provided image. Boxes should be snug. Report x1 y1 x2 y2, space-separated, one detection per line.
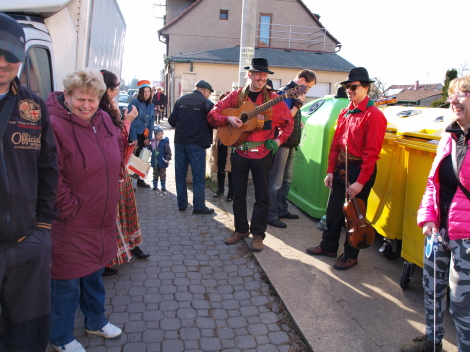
208 58 293 252
306 67 386 270
169 80 215 214
0 13 58 351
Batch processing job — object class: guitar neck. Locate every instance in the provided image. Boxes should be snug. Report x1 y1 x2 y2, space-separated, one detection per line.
246 93 289 119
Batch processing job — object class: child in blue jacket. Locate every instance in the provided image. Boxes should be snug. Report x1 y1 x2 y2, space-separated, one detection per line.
150 126 172 191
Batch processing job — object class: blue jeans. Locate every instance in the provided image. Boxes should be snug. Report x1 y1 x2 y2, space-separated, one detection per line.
50 268 107 346
268 147 295 221
174 143 207 211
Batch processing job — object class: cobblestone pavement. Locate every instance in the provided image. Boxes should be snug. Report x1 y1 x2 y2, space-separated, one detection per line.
49 122 309 352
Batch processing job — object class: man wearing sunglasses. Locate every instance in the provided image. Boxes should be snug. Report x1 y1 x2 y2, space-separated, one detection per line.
306 67 386 270
0 13 58 351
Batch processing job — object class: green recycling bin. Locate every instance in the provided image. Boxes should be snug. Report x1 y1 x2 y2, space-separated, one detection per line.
288 95 349 219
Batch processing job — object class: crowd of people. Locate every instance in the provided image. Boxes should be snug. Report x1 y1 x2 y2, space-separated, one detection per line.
1 13 469 352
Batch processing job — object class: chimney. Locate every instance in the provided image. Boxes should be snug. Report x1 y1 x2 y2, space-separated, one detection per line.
415 80 419 90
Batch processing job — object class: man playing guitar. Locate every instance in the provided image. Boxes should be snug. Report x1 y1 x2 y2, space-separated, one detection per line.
207 57 293 252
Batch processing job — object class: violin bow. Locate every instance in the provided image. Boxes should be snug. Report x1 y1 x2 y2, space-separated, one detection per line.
344 145 349 203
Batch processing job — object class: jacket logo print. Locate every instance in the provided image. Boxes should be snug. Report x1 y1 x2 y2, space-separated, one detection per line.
19 99 42 122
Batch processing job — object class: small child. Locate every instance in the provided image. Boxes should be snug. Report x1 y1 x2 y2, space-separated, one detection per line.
150 126 172 191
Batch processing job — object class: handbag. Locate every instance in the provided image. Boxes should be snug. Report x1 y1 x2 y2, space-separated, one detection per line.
451 138 470 200
126 144 150 179
138 146 152 163
126 154 150 179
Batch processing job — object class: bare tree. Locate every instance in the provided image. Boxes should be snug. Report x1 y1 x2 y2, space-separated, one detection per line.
458 60 470 77
369 76 387 100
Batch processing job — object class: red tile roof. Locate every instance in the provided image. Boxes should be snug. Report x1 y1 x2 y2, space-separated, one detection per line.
388 83 442 92
396 90 442 102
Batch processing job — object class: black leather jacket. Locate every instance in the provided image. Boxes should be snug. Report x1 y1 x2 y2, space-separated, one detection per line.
169 90 214 148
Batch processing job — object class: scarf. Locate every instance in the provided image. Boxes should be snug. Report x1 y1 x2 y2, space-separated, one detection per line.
345 99 375 116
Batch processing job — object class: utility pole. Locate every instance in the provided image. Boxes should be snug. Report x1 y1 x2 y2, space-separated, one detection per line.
237 0 257 88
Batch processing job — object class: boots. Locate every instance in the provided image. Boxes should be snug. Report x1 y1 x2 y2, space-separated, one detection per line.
400 335 442 352
152 180 158 191
137 179 150 188
161 180 166 192
213 173 225 198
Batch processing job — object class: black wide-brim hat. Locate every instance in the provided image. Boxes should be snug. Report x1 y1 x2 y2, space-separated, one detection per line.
340 67 375 84
244 57 274 74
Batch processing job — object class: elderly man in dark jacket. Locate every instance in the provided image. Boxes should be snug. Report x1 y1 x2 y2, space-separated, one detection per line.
0 14 58 352
169 80 215 214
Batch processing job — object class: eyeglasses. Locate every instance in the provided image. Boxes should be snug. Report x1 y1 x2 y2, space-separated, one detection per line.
305 82 315 90
447 91 470 103
0 49 20 63
342 84 363 92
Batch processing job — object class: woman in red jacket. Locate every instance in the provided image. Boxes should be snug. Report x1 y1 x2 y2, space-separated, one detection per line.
47 68 123 352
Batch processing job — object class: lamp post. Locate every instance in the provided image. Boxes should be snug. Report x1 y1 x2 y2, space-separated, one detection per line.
238 0 257 88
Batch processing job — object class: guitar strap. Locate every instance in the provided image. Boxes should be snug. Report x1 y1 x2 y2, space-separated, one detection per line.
237 85 273 129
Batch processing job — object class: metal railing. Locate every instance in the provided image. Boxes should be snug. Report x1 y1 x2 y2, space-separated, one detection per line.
256 23 327 51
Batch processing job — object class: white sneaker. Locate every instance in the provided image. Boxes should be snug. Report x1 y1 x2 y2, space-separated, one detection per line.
86 322 122 339
53 339 86 352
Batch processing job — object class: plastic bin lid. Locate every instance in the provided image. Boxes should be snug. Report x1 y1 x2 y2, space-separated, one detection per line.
386 122 398 132
395 138 438 153
399 128 443 141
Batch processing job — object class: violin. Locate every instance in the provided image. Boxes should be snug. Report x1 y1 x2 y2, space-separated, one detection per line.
339 169 375 249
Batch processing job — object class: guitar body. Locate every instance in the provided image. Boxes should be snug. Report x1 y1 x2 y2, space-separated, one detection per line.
218 101 265 146
216 85 307 146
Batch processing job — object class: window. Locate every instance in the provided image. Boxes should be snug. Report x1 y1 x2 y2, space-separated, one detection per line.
220 10 228 20
19 47 53 101
259 14 272 47
308 82 331 98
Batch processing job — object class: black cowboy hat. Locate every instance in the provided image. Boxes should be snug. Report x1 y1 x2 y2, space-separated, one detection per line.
244 57 274 74
340 67 375 84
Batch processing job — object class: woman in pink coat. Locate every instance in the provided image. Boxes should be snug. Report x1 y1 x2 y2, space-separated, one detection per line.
401 75 470 352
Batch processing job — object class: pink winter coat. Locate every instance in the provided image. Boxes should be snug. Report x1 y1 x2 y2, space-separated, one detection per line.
47 92 121 280
417 132 470 240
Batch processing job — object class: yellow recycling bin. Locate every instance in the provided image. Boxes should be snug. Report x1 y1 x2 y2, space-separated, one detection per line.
367 106 449 263
366 129 407 259
395 132 439 289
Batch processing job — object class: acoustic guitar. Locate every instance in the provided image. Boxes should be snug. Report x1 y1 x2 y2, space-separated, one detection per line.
218 85 307 146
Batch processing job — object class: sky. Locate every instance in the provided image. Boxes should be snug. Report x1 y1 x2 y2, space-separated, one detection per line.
116 0 470 88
